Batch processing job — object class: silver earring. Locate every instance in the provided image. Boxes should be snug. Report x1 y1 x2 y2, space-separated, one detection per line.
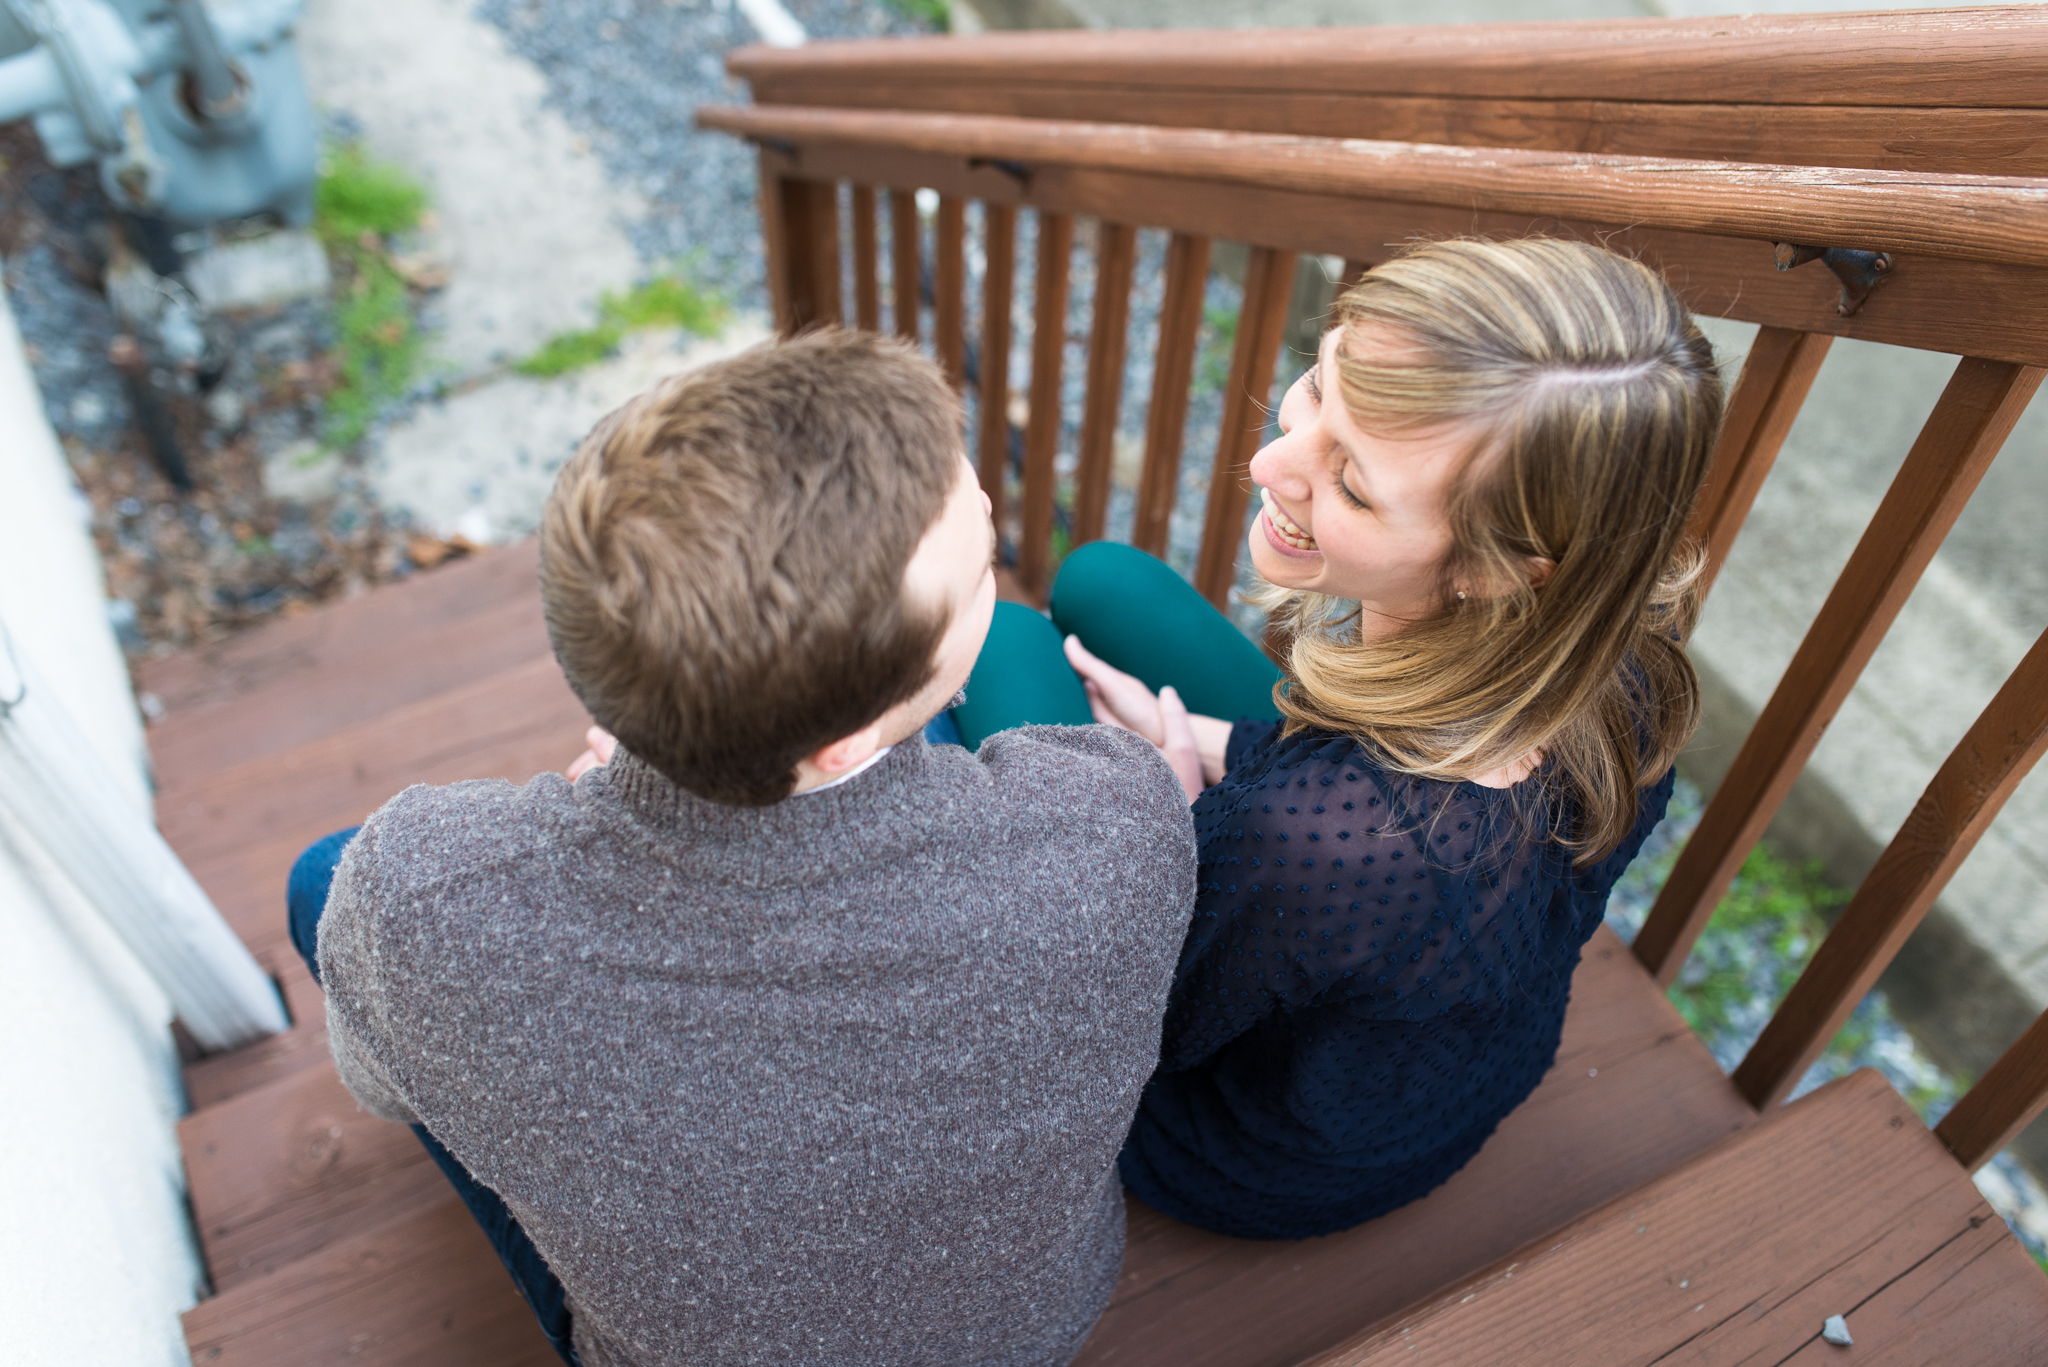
1455 590 1467 601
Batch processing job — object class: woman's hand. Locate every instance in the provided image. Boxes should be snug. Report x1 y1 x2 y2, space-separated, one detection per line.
566 725 617 781
1064 635 1230 795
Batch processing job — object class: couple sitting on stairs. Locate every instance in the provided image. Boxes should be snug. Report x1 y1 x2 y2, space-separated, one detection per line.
286 236 1724 1367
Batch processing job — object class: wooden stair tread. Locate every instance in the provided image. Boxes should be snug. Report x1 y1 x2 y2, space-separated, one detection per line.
148 590 555 788
180 1192 559 1367
139 540 541 721
184 952 330 1112
181 1061 446 1292
1073 925 1753 1367
158 653 589 959
1312 1068 2048 1366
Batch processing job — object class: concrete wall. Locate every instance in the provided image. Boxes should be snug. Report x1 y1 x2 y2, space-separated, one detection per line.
0 288 201 1363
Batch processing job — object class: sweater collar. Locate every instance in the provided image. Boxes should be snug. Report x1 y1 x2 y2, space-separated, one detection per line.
590 738 941 882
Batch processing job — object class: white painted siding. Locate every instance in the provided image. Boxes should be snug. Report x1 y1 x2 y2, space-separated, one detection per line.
0 289 202 1364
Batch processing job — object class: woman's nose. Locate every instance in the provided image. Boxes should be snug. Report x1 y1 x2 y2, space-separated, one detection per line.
1248 424 1315 498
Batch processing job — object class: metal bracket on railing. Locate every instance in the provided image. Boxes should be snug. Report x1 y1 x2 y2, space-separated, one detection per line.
968 157 1032 187
1773 243 1895 317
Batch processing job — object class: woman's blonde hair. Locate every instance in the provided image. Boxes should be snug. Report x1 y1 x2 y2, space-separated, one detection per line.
1267 237 1724 863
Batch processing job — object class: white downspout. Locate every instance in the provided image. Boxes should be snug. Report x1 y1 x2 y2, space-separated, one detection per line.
0 625 289 1049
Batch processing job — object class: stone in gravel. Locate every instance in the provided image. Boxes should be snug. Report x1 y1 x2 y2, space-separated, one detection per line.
186 230 334 312
262 440 345 503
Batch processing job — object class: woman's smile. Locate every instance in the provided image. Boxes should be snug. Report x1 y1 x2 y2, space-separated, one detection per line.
1260 489 1321 557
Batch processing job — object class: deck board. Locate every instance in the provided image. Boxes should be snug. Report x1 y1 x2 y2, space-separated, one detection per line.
180 1193 560 1367
1306 1070 2048 1366
181 1064 446 1292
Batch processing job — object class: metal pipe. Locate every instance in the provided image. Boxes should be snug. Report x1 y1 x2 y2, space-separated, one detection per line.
166 0 241 119
0 45 64 121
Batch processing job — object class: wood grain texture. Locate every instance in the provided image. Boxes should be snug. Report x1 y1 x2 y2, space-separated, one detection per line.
181 1063 446 1292
700 108 2048 271
1689 328 1832 599
1019 211 1074 600
181 1194 559 1367
977 202 1018 532
890 183 920 342
727 9 2048 109
1302 1069 2048 1367
183 951 329 1111
1939 1007 2048 1172
851 183 880 330
934 194 966 386
1195 245 1294 607
777 176 841 330
1736 626 2048 1109
1132 232 1210 557
753 142 2048 368
758 151 793 332
1072 927 1754 1367
1074 220 1136 547
740 84 2048 177
1634 358 2047 986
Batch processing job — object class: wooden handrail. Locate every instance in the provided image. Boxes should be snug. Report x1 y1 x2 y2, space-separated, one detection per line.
726 8 2048 109
697 107 2048 271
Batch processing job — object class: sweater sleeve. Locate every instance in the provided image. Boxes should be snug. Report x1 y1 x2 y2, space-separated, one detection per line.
317 818 424 1126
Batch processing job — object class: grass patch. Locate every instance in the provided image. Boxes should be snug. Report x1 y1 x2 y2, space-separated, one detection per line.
1197 302 1238 393
882 0 951 28
314 143 431 449
516 273 729 378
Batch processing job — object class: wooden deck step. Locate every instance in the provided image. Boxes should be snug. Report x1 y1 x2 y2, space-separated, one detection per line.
180 1191 559 1367
184 952 329 1112
1072 924 1754 1367
141 541 549 786
1309 1068 2048 1366
181 1063 446 1292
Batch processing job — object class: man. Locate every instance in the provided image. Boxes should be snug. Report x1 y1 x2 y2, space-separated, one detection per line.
292 330 1196 1366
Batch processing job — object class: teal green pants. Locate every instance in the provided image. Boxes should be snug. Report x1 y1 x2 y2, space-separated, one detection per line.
949 542 1284 749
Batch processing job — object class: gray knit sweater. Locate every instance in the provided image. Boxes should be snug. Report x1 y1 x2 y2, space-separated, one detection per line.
318 726 1196 1367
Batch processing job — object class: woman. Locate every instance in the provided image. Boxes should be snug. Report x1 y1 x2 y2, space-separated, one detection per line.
946 237 1723 1240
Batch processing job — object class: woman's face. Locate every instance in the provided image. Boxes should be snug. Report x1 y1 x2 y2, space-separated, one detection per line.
1246 325 1479 640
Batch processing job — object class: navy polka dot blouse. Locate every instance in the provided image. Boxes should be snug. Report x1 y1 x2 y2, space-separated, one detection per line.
1118 719 1674 1240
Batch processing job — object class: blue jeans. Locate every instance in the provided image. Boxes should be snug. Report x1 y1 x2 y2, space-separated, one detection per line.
288 829 580 1366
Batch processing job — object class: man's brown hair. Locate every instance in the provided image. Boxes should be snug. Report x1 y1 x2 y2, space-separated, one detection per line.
540 329 964 806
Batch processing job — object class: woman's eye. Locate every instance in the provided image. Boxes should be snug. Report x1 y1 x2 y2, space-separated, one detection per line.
1335 474 1368 510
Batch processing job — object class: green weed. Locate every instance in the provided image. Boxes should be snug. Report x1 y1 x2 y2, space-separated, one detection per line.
1197 303 1238 392
882 0 951 28
314 144 431 448
516 274 730 378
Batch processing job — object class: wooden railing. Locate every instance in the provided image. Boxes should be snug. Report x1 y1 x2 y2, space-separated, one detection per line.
700 7 2048 1172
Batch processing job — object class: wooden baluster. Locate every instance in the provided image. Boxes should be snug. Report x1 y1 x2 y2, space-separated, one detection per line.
1735 625 2048 1109
759 155 794 333
1074 221 1137 548
1632 358 2046 986
977 203 1018 532
1133 232 1212 557
934 196 967 389
850 185 880 332
891 186 921 343
772 177 842 332
1019 212 1075 601
1937 1007 2048 1172
1195 246 1298 607
1688 328 1833 599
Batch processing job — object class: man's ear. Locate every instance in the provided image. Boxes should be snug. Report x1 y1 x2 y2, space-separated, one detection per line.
804 722 886 778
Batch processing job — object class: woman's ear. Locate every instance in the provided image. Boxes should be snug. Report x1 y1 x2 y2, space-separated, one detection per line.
1524 556 1558 592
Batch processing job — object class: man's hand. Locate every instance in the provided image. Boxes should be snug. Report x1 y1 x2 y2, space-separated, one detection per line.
566 725 617 781
1064 636 1230 794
